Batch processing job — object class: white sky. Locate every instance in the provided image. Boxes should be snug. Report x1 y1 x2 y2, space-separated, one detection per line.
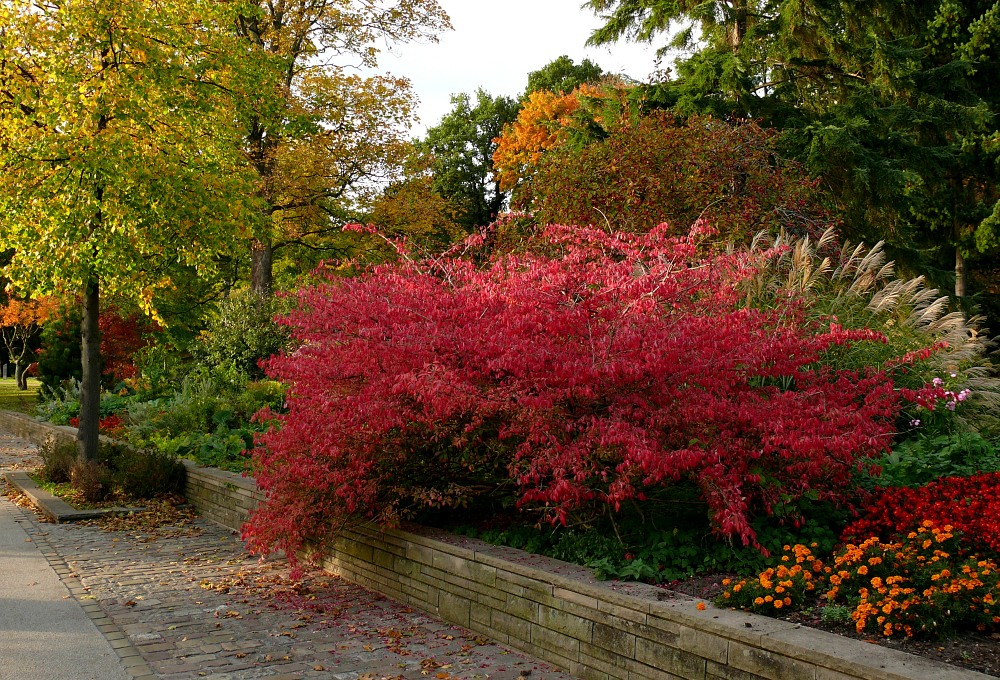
373 0 667 135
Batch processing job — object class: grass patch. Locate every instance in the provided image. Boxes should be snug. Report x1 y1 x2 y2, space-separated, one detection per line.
0 378 40 413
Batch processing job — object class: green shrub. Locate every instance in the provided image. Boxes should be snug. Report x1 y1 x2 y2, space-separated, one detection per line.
38 436 76 484
449 487 848 583
191 290 291 379
872 430 1000 488
102 443 185 499
123 369 283 472
34 378 81 425
69 459 111 503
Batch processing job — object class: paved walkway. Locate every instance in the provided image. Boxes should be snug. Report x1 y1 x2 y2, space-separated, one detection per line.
0 433 576 680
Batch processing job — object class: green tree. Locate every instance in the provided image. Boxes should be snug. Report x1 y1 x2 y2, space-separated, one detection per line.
420 90 520 231
586 0 1000 310
234 0 451 295
0 0 262 460
192 290 290 380
526 55 606 95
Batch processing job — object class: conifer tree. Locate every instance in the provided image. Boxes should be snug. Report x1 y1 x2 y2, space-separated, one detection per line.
586 0 1000 308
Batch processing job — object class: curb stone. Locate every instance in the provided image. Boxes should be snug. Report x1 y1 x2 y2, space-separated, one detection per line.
4 470 143 522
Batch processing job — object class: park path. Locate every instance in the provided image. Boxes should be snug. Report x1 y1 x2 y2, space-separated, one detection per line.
0 432 576 680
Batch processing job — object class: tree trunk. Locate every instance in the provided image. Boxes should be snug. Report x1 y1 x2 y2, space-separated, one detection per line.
955 248 967 299
250 237 273 296
14 362 27 390
78 278 101 462
729 0 748 49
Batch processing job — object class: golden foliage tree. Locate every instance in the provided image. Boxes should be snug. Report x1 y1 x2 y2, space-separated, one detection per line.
0 0 262 459
493 81 633 195
235 0 452 294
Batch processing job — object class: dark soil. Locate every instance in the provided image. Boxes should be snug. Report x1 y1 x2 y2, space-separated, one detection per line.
662 574 1000 678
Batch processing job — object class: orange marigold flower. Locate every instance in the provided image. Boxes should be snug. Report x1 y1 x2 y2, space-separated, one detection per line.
696 602 707 611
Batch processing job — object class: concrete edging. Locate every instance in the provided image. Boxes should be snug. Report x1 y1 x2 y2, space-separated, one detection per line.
3 471 142 523
1 410 992 680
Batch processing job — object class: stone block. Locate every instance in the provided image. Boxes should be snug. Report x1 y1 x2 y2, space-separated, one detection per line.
470 601 492 628
491 610 532 644
635 635 708 679
707 659 771 680
580 641 632 678
530 624 580 662
678 623 729 664
624 659 686 680
728 640 817 680
553 586 601 612
504 592 539 622
537 603 593 642
591 621 636 658
438 590 472 628
597 598 649 626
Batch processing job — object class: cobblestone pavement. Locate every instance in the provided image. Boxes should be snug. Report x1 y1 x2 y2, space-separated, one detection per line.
0 433 576 680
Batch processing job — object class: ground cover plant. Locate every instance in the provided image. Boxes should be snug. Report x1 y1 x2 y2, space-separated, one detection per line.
242 219 991 569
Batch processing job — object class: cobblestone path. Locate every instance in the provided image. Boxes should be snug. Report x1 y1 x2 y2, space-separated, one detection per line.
1 433 575 680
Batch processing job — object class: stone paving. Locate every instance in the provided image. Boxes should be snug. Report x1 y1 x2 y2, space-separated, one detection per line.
0 433 577 680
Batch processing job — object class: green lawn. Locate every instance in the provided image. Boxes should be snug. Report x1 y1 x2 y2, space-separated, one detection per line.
0 378 40 414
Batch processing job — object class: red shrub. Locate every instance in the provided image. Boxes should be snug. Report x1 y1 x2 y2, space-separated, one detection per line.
842 473 1000 556
68 413 126 437
99 306 157 384
244 223 914 562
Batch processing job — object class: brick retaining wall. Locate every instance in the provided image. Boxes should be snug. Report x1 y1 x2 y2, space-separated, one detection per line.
181 461 262 532
0 409 78 448
1 410 990 680
319 525 987 680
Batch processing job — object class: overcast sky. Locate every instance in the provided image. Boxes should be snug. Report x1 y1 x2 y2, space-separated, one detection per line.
374 0 666 135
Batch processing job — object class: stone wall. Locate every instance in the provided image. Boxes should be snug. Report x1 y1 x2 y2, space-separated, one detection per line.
181 461 262 532
0 410 78 448
1 411 988 680
319 524 986 680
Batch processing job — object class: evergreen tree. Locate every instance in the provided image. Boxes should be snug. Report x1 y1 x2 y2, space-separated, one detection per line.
587 0 1000 313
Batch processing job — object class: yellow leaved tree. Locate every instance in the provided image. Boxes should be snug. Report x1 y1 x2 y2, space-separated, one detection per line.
0 0 267 459
234 0 452 294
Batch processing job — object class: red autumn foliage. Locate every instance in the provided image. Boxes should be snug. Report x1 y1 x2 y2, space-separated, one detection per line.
243 223 932 563
842 473 1000 557
69 413 125 436
99 306 157 384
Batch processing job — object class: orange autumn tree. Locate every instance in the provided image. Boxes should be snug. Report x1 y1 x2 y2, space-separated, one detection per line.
493 80 632 195
0 297 55 390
